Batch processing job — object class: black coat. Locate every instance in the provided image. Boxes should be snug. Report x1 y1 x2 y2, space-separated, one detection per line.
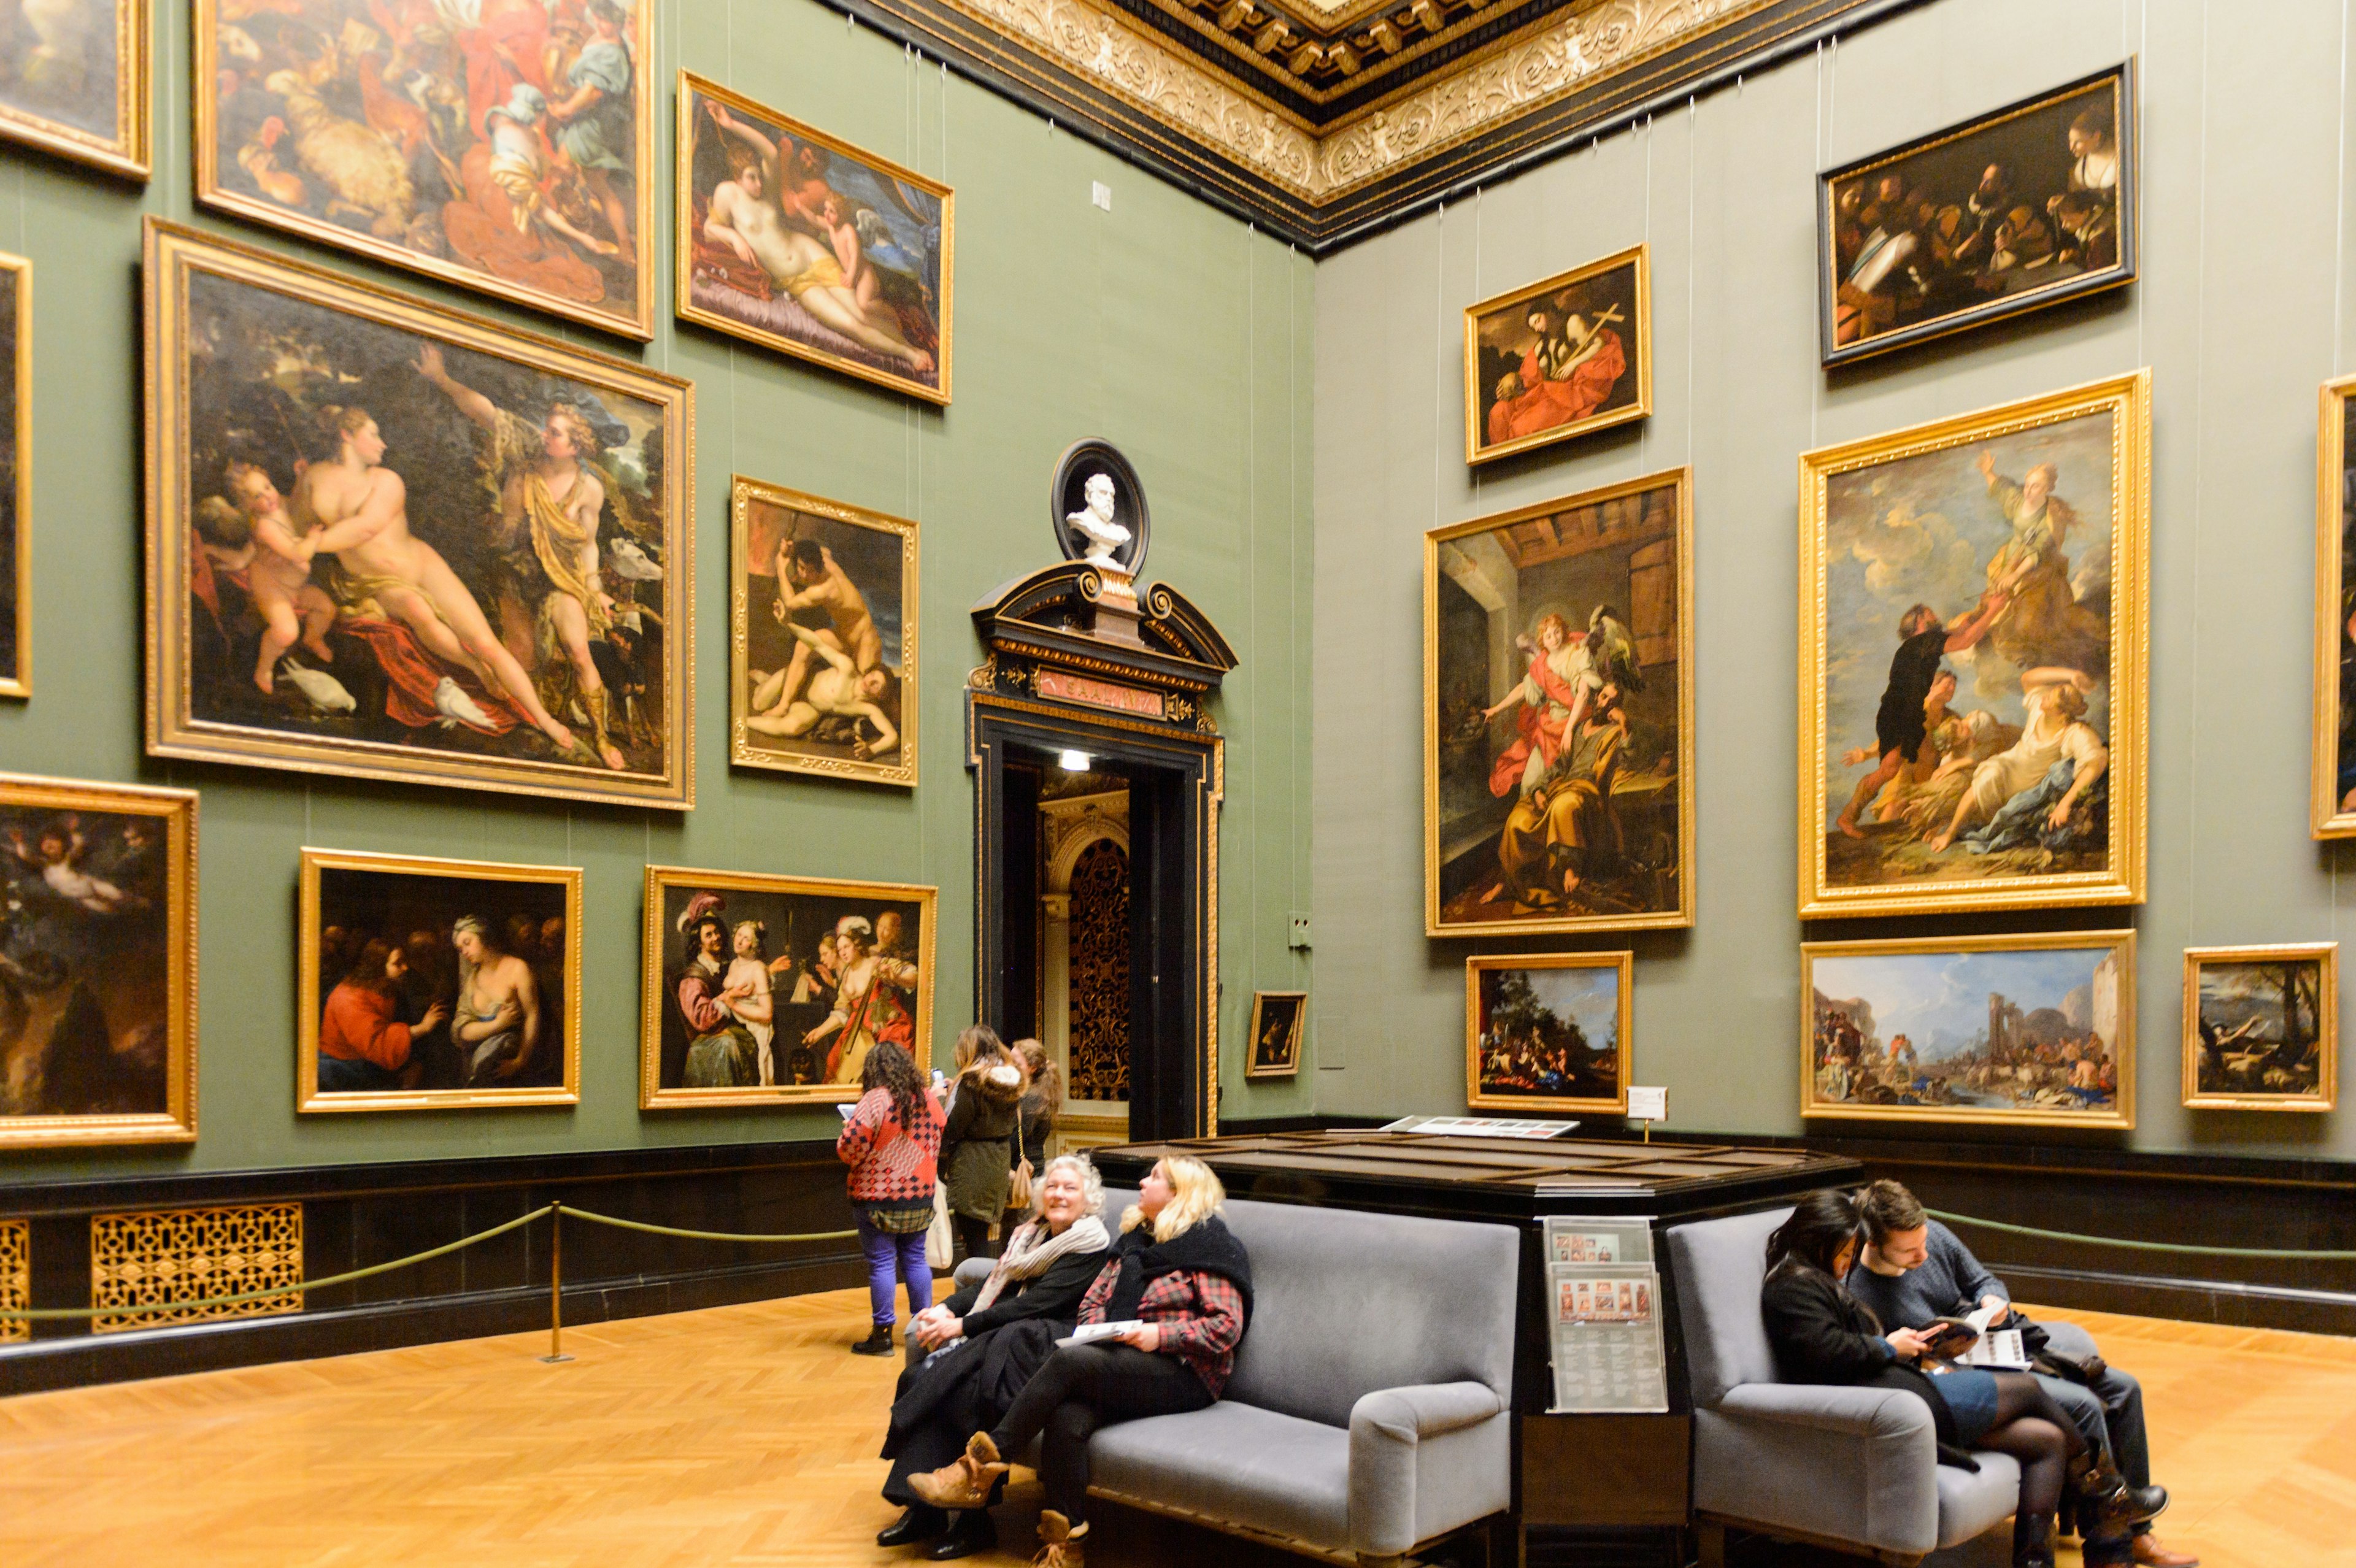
1759 1257 1977 1468
882 1240 1110 1459
942 1244 1107 1341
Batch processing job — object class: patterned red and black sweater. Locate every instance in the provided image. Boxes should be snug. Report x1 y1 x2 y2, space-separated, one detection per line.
1076 1255 1249 1397
835 1086 944 1206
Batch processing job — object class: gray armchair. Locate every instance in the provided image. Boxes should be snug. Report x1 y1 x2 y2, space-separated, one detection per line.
1668 1206 2022 1567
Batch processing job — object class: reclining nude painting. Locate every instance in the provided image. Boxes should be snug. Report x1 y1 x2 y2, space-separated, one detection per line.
1800 372 2147 919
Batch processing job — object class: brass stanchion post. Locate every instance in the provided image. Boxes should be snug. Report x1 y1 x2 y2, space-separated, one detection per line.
540 1202 573 1364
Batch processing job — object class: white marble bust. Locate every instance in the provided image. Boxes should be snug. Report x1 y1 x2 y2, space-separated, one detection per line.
1065 472 1132 568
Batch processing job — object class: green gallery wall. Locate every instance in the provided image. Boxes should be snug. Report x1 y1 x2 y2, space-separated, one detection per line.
0 0 1315 1181
1311 0 2356 1166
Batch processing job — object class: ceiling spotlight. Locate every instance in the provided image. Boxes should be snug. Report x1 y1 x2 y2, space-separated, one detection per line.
1058 749 1092 772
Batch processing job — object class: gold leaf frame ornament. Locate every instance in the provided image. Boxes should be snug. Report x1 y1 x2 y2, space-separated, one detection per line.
640 866 939 1110
0 772 197 1148
0 0 148 179
296 848 584 1113
1797 371 2149 920
1244 989 1305 1080
2313 376 2356 836
676 72 953 404
142 220 695 810
1465 951 1633 1115
1800 929 2136 1131
729 476 918 787
0 248 26 698
2182 943 2338 1113
1463 244 1650 466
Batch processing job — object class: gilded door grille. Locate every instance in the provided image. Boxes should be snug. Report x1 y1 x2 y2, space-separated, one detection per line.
90 1204 303 1334
0 1218 26 1343
1066 839 1131 1103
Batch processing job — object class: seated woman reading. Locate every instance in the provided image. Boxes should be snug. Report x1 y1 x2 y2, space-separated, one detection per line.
906 1155 1252 1568
877 1153 1114 1558
1760 1190 2163 1568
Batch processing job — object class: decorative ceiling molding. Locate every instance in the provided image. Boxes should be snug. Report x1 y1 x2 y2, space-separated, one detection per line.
823 0 1927 250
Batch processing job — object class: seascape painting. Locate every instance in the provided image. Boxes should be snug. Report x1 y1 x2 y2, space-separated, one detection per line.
197 0 652 336
0 0 145 177
144 222 693 810
1466 953 1631 1115
1426 471 1692 936
642 867 935 1109
2182 945 2336 1112
1465 245 1647 465
1803 932 2134 1128
1801 374 2146 918
677 73 950 403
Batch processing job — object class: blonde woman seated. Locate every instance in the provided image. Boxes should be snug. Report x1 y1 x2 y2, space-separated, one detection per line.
909 1156 1253 1568
877 1154 1112 1558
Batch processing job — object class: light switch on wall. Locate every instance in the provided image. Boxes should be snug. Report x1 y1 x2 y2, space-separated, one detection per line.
1288 912 1311 950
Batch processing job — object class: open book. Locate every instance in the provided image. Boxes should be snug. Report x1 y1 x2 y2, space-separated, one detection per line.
1055 1320 1145 1348
1927 1304 2031 1370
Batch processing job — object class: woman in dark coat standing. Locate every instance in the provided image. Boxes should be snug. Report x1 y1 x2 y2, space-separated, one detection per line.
938 1026 1024 1264
1759 1190 2163 1568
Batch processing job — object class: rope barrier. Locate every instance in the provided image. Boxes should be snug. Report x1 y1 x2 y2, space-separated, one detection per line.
1928 1208 2356 1262
560 1208 859 1246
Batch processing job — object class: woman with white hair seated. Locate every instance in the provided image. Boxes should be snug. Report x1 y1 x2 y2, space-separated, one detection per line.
877 1153 1112 1559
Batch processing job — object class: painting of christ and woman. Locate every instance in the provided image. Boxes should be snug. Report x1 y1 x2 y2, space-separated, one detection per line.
1463 245 1647 466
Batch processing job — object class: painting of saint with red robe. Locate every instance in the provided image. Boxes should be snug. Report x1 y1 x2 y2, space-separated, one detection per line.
1465 245 1649 466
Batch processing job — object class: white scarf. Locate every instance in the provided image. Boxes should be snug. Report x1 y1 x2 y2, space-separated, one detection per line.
971 1213 1111 1312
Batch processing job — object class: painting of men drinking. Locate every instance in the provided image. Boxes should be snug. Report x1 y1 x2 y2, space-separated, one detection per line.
1464 245 1647 464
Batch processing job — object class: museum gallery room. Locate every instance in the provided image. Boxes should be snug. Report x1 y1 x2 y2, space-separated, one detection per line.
7 0 2356 1564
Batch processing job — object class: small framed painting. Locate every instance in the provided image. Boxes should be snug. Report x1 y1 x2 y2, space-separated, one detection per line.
1466 952 1632 1115
298 848 582 1112
2314 376 2356 836
730 476 916 786
0 0 147 179
641 866 936 1109
0 773 196 1147
1819 62 2136 366
0 249 26 698
2182 944 2336 1113
1464 244 1648 466
1803 930 2135 1129
1245 990 1304 1079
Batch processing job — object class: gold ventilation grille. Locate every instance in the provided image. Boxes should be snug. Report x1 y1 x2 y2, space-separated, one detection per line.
90 1204 303 1334
0 1218 27 1343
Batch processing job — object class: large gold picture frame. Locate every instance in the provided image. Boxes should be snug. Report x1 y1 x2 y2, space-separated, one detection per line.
641 865 937 1110
676 72 953 404
0 0 147 179
194 0 654 338
0 772 196 1148
296 848 582 1113
144 220 694 811
1425 467 1694 937
1463 244 1649 466
2313 375 2356 836
1798 371 2149 920
1465 951 1633 1115
0 248 27 699
2182 943 2337 1113
1803 929 2136 1130
729 476 917 788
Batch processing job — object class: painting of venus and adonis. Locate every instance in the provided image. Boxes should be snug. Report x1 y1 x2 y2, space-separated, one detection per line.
1466 953 1632 1115
298 849 580 1111
0 251 24 698
2183 945 2337 1113
1801 374 2147 918
0 775 195 1148
1464 245 1647 466
0 0 145 176
1803 933 2134 1129
730 477 915 787
677 74 951 403
641 867 936 1109
196 0 652 336
144 223 692 810
1426 471 1692 936
1819 64 2134 366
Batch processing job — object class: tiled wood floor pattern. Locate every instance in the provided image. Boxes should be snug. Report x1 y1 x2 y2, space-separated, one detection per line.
0 1290 2348 1566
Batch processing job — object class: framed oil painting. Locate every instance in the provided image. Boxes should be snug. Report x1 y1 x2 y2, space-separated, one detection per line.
2182 944 2336 1113
730 476 916 787
641 866 936 1109
1799 371 2148 920
1245 990 1304 1079
2313 376 2356 836
1426 468 1693 936
1464 244 1647 466
677 72 951 404
1466 952 1632 1115
195 0 652 339
0 773 195 1147
0 0 146 178
144 220 693 811
0 250 25 699
1804 931 2135 1129
1819 62 2136 367
297 848 580 1112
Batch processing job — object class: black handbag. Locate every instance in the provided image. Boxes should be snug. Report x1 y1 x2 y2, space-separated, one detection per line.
2004 1310 2108 1386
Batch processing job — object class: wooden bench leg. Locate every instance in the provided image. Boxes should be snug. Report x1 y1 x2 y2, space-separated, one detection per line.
1695 1519 1727 1568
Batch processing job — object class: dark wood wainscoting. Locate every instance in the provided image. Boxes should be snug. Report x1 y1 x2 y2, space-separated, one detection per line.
0 1141 863 1395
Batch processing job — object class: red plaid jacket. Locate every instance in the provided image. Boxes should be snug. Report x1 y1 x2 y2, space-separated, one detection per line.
1077 1256 1249 1397
836 1087 944 1205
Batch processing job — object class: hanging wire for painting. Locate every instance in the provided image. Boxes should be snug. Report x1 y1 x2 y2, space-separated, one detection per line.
2187 0 2212 924
1433 201 1447 534
1685 96 1696 467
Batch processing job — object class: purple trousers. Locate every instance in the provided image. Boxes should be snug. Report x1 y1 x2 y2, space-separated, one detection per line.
857 1213 933 1328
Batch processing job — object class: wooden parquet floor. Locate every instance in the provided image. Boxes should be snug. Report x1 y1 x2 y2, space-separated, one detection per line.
0 1292 2348 1567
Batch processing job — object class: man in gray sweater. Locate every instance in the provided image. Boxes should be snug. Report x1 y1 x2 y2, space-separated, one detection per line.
1846 1180 2196 1568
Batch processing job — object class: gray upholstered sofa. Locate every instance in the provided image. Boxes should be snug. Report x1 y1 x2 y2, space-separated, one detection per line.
935 1191 1518 1566
1668 1205 2022 1567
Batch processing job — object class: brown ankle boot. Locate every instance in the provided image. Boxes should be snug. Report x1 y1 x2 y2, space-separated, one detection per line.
909 1432 1008 1511
1030 1509 1088 1568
